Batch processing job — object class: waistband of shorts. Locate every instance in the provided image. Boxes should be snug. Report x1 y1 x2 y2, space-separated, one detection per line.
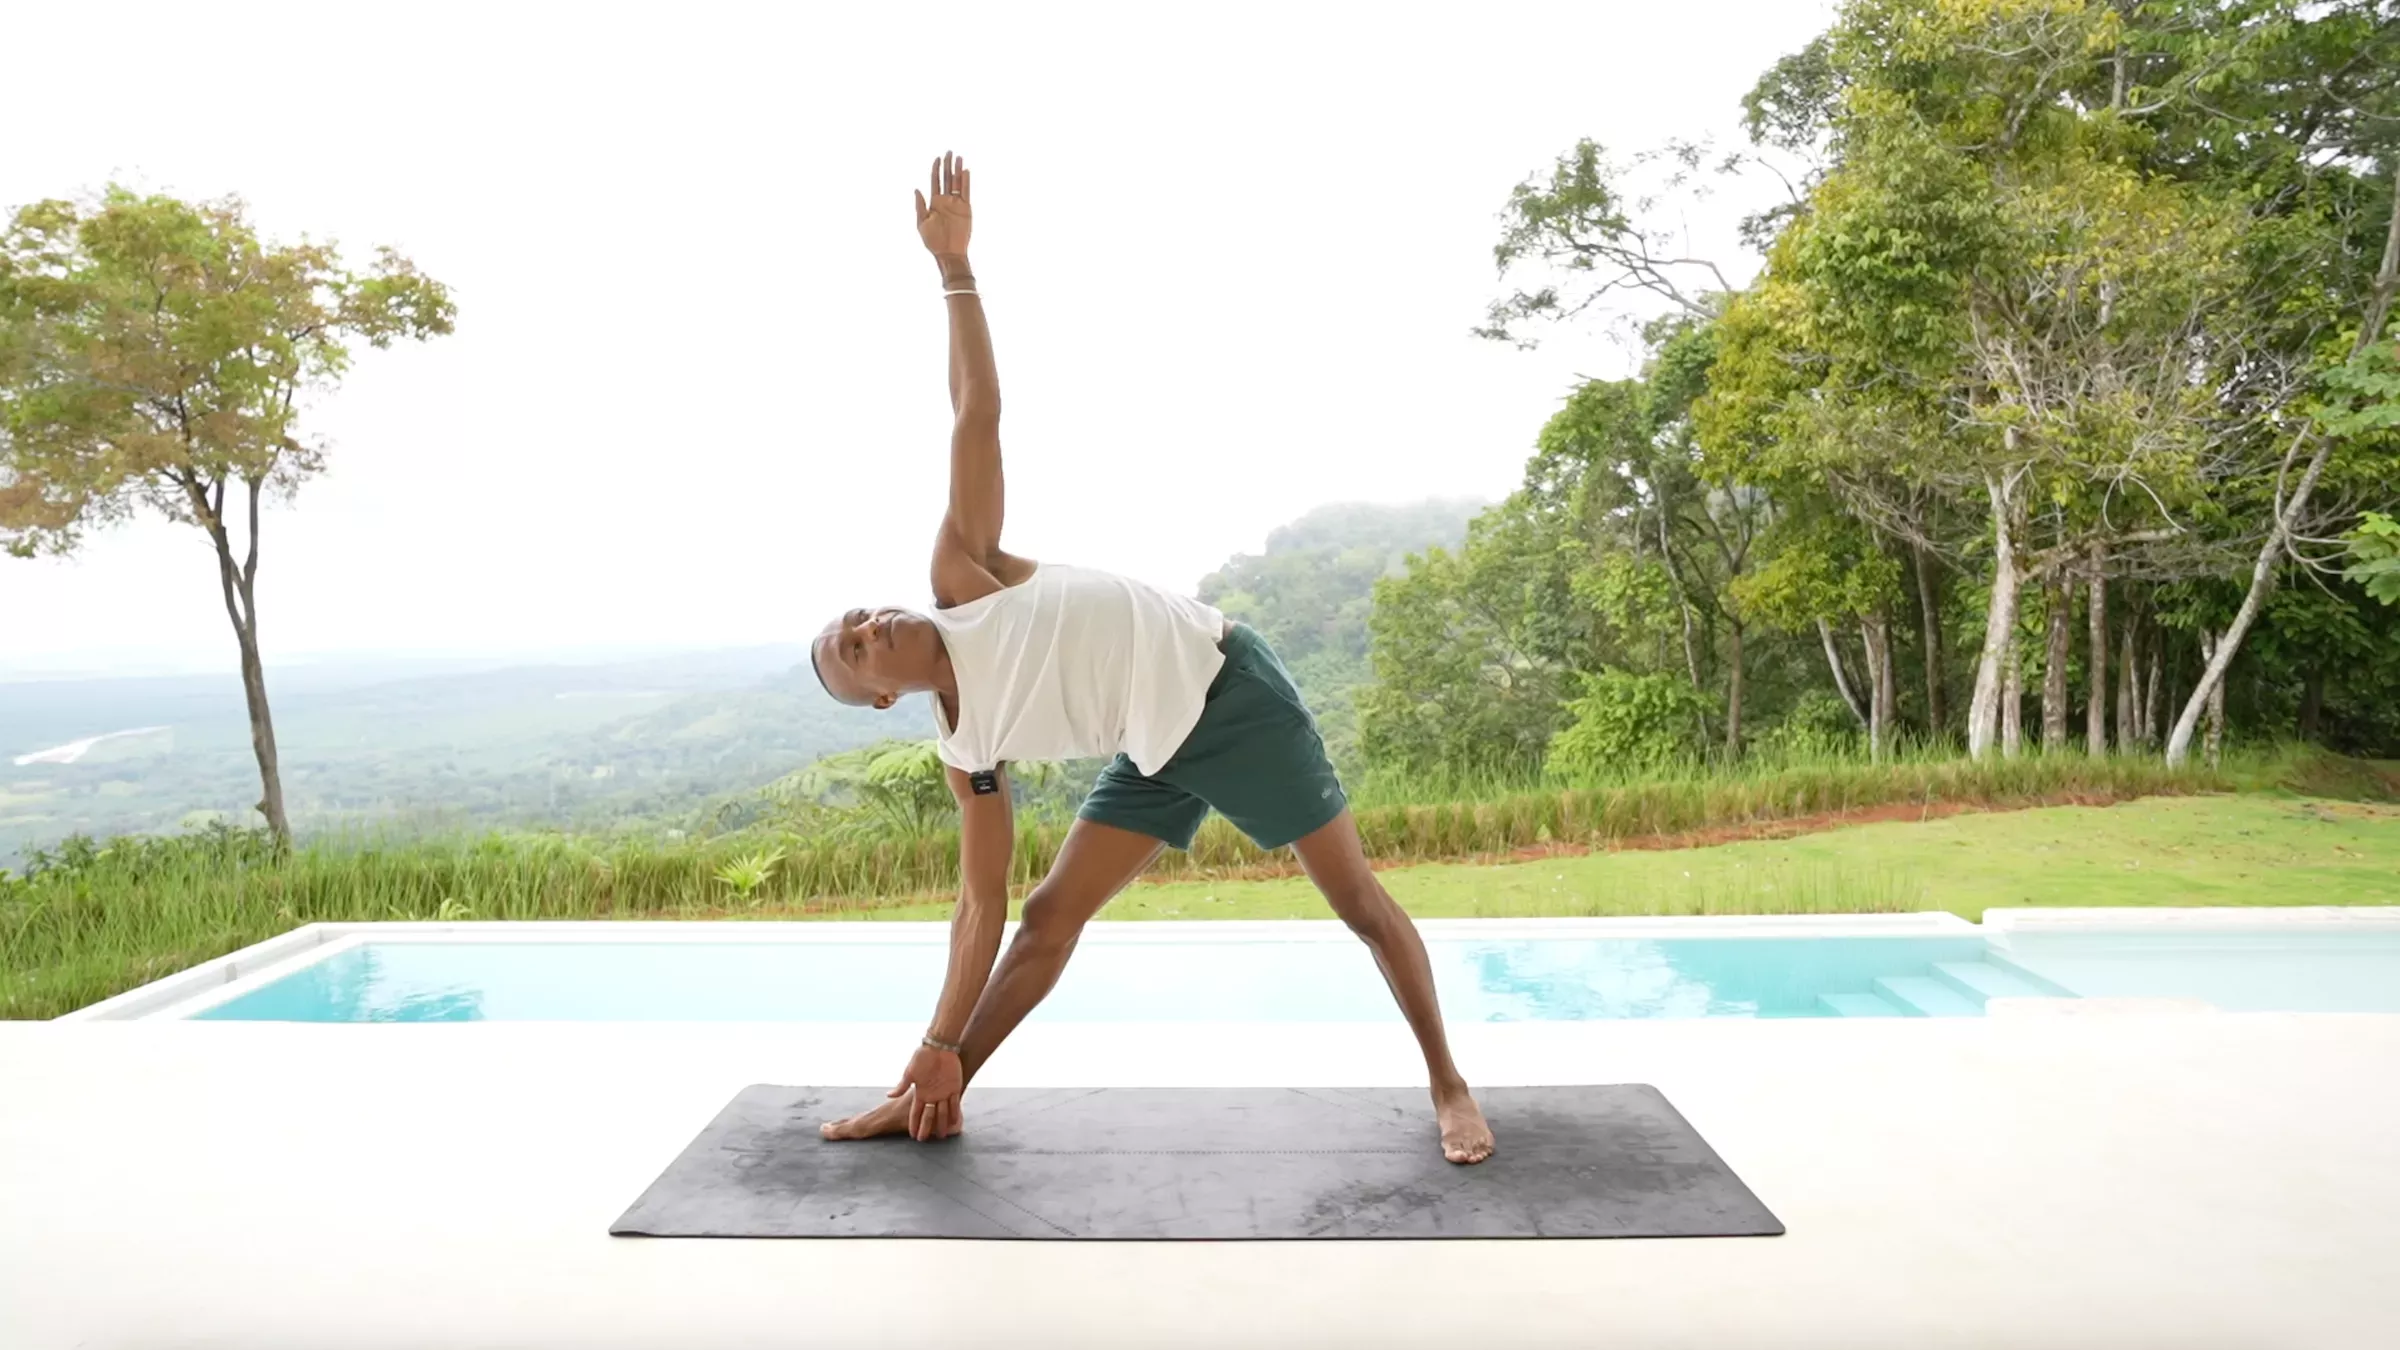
1217 621 1261 654
1208 622 1257 696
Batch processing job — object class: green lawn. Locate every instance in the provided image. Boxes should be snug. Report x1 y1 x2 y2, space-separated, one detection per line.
842 794 2400 923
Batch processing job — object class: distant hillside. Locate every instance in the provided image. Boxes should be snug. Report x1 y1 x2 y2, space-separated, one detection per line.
1197 498 1485 769
0 646 904 869
4 501 1489 867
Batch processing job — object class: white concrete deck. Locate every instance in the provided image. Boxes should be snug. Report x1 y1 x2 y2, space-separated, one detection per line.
6 1009 2396 1348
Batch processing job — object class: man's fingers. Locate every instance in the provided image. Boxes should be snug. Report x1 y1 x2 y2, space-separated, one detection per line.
889 1075 910 1098
914 188 927 222
960 166 970 204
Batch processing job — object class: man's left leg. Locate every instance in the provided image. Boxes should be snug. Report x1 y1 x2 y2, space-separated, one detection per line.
1290 809 1495 1164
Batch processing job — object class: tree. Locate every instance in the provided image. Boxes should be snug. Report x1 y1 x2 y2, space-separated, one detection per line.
0 189 454 846
1475 138 1748 349
2347 511 2400 605
1731 509 1905 758
2167 176 2400 765
1357 515 1578 778
1706 0 2385 762
1436 0 2400 772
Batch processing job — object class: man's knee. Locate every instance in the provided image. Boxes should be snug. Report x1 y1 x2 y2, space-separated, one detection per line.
1320 872 1397 939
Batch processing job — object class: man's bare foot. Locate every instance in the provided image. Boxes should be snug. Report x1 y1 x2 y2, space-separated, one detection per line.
1434 1083 1495 1164
820 1090 916 1141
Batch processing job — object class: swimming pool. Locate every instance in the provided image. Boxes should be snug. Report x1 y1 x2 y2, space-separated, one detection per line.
78 911 2400 1023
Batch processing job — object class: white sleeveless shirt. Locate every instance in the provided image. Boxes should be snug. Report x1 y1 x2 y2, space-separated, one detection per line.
925 562 1227 777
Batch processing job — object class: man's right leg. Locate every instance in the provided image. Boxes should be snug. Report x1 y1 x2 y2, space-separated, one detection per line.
821 817 1163 1139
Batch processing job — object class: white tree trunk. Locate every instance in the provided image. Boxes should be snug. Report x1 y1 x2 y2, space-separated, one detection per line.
2196 631 2227 769
2002 625 2025 758
1863 614 1895 762
2204 661 2226 768
1967 468 2023 761
2167 520 2281 766
1818 617 1869 730
2144 638 2163 747
2117 619 2139 752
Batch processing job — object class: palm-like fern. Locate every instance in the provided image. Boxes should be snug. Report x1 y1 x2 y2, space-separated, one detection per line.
761 739 1063 838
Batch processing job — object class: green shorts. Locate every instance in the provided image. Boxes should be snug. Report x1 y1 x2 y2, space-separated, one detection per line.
1076 623 1349 851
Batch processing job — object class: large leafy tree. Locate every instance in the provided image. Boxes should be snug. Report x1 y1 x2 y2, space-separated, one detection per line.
0 189 454 846
1357 508 1581 777
1386 0 2400 776
1704 0 2397 761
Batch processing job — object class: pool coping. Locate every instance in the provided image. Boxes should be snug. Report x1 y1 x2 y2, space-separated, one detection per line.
57 906 2400 1022
1983 905 2400 934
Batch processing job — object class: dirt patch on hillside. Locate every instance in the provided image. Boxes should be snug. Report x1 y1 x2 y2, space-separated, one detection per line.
1132 788 2177 888
1490 790 2134 862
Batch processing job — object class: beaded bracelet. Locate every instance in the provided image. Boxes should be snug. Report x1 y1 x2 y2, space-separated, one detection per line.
922 1032 964 1054
943 288 978 297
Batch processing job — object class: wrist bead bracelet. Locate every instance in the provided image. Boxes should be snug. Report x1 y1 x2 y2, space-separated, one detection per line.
923 1033 964 1054
943 288 978 297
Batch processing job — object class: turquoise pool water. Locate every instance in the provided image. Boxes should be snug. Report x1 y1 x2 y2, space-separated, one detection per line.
187 930 2400 1022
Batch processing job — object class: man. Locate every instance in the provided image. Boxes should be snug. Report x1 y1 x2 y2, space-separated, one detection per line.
809 152 1494 1164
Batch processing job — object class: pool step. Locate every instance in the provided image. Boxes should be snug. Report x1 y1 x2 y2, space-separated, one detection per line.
1872 975 1984 1018
1817 991 1907 1018
1931 960 2061 1007
1980 951 2081 997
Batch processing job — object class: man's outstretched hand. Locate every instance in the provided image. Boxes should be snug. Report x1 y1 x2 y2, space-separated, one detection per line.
894 1042 964 1140
820 1044 964 1141
916 151 972 257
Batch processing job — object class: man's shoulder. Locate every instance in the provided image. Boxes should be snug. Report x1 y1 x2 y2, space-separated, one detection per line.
932 550 1040 612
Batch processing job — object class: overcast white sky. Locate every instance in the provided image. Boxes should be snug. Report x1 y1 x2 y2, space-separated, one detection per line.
1 0 1836 680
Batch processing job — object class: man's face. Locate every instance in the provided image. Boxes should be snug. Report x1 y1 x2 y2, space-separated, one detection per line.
813 606 910 709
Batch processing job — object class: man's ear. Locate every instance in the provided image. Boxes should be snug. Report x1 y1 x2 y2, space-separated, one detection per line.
874 693 898 711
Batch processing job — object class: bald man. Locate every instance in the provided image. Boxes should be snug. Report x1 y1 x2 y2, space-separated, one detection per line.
809 152 1492 1164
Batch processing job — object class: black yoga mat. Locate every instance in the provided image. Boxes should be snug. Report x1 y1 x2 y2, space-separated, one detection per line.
610 1084 1783 1240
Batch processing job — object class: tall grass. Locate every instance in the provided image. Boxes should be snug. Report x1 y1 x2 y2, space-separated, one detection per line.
1 748 2245 1020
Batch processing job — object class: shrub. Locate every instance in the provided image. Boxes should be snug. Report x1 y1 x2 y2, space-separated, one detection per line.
1758 689 1862 759
1542 669 1714 782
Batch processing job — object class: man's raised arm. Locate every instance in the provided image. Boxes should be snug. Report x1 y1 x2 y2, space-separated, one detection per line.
917 152 1003 575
